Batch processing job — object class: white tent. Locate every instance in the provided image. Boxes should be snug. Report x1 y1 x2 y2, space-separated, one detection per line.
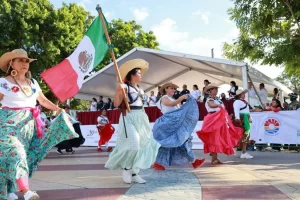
75 47 292 100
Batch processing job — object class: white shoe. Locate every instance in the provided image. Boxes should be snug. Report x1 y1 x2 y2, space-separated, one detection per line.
24 191 40 200
122 169 132 184
7 193 18 200
132 175 146 184
240 152 253 159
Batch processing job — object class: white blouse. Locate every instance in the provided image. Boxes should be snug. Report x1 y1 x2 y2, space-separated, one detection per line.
90 101 97 111
0 78 41 108
148 95 157 106
233 99 250 120
205 97 224 113
191 90 201 100
97 116 109 126
126 85 144 106
161 95 178 114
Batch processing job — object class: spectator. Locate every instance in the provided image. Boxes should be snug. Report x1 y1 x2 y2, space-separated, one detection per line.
220 93 226 102
156 86 162 103
97 96 104 111
173 87 181 100
288 93 300 110
273 88 279 100
282 102 289 110
202 79 210 102
191 84 201 102
103 98 113 110
258 83 268 105
265 99 282 112
148 91 157 106
180 84 190 104
228 81 238 97
90 98 98 111
144 93 149 107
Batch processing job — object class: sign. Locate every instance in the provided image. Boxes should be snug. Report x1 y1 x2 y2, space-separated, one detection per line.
250 111 300 144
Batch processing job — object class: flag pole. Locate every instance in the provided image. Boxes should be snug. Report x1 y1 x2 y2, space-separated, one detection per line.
96 4 130 113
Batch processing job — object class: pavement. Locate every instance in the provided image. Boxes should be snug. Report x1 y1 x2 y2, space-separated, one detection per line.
14 147 300 200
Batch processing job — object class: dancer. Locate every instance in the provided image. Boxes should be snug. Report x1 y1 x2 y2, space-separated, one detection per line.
97 110 114 152
0 49 78 200
56 105 85 155
105 59 160 184
197 83 243 164
233 89 254 159
152 82 205 170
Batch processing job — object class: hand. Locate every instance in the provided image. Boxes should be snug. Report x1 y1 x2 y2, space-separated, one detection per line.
249 118 252 123
56 107 63 115
180 94 189 100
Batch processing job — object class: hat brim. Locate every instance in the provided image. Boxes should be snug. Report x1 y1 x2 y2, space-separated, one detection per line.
236 89 248 96
159 83 179 94
0 52 36 72
119 59 149 81
204 85 219 94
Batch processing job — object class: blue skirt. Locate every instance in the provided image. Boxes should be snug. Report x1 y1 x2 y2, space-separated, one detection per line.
153 96 199 166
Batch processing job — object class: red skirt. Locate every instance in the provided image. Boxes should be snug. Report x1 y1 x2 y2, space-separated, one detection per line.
97 123 115 145
197 108 243 155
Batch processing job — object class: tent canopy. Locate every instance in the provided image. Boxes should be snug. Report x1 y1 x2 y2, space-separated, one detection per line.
75 47 292 100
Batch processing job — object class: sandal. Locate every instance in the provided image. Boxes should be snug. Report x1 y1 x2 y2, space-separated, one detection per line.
211 159 223 165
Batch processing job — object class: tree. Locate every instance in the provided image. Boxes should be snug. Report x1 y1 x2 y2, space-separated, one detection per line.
275 72 300 95
223 0 300 77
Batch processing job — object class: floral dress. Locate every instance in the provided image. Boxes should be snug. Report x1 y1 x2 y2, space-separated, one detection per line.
0 78 78 198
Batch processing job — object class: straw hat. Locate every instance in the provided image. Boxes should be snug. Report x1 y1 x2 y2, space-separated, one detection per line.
236 89 248 96
203 83 219 93
119 59 149 81
0 49 36 73
159 82 179 94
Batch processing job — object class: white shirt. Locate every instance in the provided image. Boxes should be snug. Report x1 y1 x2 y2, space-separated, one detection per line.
248 87 256 98
90 102 97 111
233 99 250 120
160 95 178 114
258 88 268 102
205 97 224 113
126 85 144 106
191 90 201 100
143 94 148 106
0 78 41 108
148 95 157 106
97 116 109 126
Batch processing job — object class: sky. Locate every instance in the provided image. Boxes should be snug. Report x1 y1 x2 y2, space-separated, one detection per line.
50 0 284 79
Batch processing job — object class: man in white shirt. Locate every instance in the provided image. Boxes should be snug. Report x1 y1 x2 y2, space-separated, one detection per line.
148 91 157 107
258 83 268 105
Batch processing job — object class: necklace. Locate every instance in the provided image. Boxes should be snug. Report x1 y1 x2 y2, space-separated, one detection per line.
13 77 34 98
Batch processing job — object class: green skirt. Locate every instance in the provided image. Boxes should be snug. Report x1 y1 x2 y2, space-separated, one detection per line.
105 109 160 173
0 109 78 198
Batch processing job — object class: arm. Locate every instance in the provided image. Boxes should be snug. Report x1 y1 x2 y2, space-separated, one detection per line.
207 100 222 108
271 107 281 112
37 92 61 112
113 84 126 107
162 95 187 107
0 93 3 101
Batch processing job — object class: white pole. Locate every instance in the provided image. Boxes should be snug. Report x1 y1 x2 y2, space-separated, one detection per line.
242 65 248 101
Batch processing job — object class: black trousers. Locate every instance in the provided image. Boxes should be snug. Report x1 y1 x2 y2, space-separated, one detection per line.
56 123 85 151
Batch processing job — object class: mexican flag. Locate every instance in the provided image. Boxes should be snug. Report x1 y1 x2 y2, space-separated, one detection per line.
41 16 109 102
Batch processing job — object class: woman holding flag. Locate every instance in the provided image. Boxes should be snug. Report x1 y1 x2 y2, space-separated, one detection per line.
0 49 78 200
105 59 160 184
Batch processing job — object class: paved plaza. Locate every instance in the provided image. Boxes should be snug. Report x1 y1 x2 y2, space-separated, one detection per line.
15 147 300 200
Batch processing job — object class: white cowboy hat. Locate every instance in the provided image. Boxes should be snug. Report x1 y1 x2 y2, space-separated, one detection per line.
0 49 37 73
119 59 149 81
159 82 179 94
203 83 220 93
236 89 248 96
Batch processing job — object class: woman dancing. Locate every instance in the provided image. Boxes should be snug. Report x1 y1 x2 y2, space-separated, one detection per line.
152 82 205 170
0 49 78 200
197 83 243 164
97 110 114 152
105 59 160 184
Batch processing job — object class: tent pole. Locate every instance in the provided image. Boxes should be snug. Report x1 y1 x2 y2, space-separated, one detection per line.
246 64 264 106
242 65 248 101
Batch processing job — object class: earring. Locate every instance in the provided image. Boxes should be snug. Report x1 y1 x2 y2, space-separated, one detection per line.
11 69 18 77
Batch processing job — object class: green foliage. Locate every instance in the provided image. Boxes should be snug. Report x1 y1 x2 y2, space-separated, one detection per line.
0 0 159 111
223 0 300 77
275 72 300 95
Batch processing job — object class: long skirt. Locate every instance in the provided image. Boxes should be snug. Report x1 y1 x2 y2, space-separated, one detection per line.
197 108 243 155
97 123 115 145
105 109 160 174
153 96 198 166
0 109 78 199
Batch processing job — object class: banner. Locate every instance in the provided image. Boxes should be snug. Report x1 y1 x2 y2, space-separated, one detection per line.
250 111 300 144
80 122 204 149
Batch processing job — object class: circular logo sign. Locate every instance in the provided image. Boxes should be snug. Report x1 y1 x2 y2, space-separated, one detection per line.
264 118 280 135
